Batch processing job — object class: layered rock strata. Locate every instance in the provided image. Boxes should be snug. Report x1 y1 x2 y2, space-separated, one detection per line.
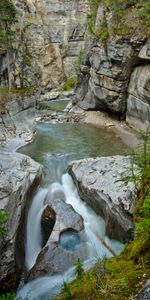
0 0 89 94
72 5 150 129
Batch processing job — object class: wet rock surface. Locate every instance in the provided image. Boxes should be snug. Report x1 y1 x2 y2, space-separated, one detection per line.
0 151 42 293
38 111 84 124
41 206 56 247
26 183 85 281
137 280 150 300
68 156 136 242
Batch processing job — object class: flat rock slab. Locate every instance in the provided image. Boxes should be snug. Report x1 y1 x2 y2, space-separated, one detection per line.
68 155 136 242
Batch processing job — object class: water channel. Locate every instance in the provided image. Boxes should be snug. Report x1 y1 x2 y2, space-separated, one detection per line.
16 119 130 300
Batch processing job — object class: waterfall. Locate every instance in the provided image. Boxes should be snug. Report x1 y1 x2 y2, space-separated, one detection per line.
62 173 118 259
17 173 123 300
25 188 47 270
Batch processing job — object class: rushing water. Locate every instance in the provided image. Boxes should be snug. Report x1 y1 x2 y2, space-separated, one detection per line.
17 121 129 299
20 122 129 184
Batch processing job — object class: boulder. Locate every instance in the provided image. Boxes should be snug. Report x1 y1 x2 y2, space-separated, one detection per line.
26 182 85 281
68 156 136 242
0 151 42 293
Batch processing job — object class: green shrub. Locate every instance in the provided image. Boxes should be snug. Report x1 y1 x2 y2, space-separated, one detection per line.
0 293 15 300
63 76 77 91
0 210 9 237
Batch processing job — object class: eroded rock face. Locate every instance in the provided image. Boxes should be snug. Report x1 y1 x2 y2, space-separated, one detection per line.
73 39 142 118
71 4 150 127
0 0 89 94
0 151 42 293
126 65 150 129
68 156 136 242
0 96 36 148
26 182 85 281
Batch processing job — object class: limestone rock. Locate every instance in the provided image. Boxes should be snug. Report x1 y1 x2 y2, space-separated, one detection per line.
68 156 136 242
0 151 42 293
138 39 150 61
0 89 37 148
126 65 150 130
0 0 89 93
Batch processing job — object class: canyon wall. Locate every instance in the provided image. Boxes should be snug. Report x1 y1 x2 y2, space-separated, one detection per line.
0 0 89 93
72 4 150 130
0 0 150 135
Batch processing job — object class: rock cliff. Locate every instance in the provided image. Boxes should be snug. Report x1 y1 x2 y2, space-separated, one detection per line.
0 0 150 132
0 0 89 93
72 3 150 130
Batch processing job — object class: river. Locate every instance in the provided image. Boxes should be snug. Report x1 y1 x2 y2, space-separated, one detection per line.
16 120 129 300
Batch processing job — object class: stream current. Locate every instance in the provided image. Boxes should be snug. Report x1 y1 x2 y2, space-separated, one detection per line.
17 121 129 300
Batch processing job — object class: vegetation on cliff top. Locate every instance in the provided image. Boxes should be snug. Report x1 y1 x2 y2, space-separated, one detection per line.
55 129 150 300
88 0 150 41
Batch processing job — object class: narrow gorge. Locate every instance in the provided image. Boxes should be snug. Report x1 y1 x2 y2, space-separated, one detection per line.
0 1 150 300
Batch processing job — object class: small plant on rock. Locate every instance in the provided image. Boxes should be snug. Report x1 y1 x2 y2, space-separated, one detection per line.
74 258 84 278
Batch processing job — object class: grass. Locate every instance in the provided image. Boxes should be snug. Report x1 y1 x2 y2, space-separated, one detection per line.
63 76 77 92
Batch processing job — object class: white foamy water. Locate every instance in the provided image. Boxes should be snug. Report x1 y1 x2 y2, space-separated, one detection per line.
17 174 123 300
25 188 47 270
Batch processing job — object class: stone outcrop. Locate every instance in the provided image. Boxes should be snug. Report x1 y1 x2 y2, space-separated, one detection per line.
126 65 150 129
68 156 136 242
0 151 42 293
71 4 150 129
0 94 36 148
26 182 85 281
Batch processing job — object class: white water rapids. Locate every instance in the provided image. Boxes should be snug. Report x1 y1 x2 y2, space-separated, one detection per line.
16 174 123 300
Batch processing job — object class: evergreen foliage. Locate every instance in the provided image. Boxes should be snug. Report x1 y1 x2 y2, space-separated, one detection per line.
0 293 15 300
0 0 17 46
87 0 150 39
